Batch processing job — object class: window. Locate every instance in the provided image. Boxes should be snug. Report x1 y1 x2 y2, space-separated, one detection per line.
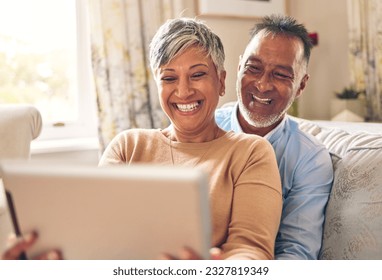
0 0 97 141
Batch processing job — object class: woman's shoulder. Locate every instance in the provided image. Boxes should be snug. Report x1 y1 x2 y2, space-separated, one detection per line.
220 131 275 156
224 130 269 145
111 128 164 144
115 128 160 137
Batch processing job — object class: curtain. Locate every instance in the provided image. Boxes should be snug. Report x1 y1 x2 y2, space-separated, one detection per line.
348 0 382 122
88 0 187 150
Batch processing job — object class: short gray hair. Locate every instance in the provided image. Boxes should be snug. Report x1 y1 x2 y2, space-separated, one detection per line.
149 18 225 73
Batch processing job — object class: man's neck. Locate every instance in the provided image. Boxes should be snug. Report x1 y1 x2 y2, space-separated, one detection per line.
237 110 283 137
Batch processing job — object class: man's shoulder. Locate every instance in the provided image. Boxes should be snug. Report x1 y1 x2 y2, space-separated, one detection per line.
215 102 236 117
215 102 237 130
282 117 328 153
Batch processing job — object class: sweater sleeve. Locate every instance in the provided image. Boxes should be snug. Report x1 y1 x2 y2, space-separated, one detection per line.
222 138 282 260
98 131 130 166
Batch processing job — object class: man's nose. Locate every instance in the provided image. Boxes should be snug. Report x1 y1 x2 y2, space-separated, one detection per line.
255 73 273 93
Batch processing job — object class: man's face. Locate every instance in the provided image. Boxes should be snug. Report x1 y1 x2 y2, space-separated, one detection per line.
237 31 309 131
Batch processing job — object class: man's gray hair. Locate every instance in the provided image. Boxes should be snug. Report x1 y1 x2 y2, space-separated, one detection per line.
250 14 313 64
149 18 225 73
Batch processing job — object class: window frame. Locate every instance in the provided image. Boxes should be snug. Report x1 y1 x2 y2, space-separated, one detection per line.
36 0 98 141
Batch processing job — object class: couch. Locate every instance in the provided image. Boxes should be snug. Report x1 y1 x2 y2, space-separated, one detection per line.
296 117 382 260
0 104 42 254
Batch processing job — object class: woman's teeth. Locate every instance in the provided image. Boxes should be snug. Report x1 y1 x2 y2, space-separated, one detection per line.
176 101 200 112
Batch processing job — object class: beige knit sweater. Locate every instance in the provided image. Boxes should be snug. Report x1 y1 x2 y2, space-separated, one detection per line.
99 129 282 259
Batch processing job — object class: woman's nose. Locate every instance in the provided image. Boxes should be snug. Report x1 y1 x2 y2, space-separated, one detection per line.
175 79 194 99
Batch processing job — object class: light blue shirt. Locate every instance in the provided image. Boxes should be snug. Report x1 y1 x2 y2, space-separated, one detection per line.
215 102 333 259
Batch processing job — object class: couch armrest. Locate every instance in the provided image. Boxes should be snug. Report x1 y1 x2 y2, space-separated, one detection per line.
0 104 42 160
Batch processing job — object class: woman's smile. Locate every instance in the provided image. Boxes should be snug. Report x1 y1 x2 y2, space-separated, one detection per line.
174 100 203 113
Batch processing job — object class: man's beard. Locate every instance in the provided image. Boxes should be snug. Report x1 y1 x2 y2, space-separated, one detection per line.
237 91 294 128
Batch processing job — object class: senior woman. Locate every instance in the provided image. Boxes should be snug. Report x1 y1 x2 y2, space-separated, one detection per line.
2 18 282 260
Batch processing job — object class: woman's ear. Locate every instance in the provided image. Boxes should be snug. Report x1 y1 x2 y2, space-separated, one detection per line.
219 70 227 96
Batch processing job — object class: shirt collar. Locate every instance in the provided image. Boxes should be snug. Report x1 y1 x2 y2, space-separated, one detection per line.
263 116 287 141
230 102 244 133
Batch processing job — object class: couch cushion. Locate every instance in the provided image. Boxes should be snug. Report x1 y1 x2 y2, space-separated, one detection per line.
319 145 382 259
297 118 382 259
297 118 382 157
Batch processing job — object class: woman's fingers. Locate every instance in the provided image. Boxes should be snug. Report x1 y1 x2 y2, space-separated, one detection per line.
35 250 62 260
158 252 177 260
159 248 198 260
209 247 222 260
179 247 200 260
2 232 37 260
160 247 220 260
2 231 62 260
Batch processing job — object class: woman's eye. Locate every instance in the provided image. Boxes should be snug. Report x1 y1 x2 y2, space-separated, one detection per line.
161 76 176 82
192 72 206 78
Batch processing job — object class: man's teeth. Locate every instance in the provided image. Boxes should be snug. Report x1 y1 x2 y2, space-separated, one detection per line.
176 101 200 112
253 95 272 105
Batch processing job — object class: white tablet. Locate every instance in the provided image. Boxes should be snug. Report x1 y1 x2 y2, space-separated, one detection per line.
0 161 211 260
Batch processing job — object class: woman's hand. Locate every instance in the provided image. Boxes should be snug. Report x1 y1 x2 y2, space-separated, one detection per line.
159 247 222 260
2 231 61 260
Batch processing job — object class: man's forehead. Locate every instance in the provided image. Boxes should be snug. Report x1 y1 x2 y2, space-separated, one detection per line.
243 32 305 62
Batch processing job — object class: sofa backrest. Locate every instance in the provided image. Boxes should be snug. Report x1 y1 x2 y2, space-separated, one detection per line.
297 118 382 259
0 104 42 255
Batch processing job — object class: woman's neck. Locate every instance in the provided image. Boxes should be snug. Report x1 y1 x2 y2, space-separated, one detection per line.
162 125 222 143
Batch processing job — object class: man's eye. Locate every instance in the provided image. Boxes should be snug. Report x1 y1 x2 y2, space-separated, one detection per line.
245 64 261 73
274 72 292 79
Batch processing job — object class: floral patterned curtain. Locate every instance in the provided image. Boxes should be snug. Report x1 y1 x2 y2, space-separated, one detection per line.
347 0 382 122
88 0 187 150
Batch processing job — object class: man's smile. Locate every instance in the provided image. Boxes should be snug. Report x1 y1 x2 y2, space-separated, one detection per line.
252 94 272 105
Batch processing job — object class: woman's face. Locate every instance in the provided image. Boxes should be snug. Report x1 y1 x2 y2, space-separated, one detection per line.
154 46 226 140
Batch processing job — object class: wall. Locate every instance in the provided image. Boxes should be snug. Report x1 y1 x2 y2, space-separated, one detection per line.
189 0 350 120
31 138 100 165
31 0 350 164
32 148 100 165
289 0 350 120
